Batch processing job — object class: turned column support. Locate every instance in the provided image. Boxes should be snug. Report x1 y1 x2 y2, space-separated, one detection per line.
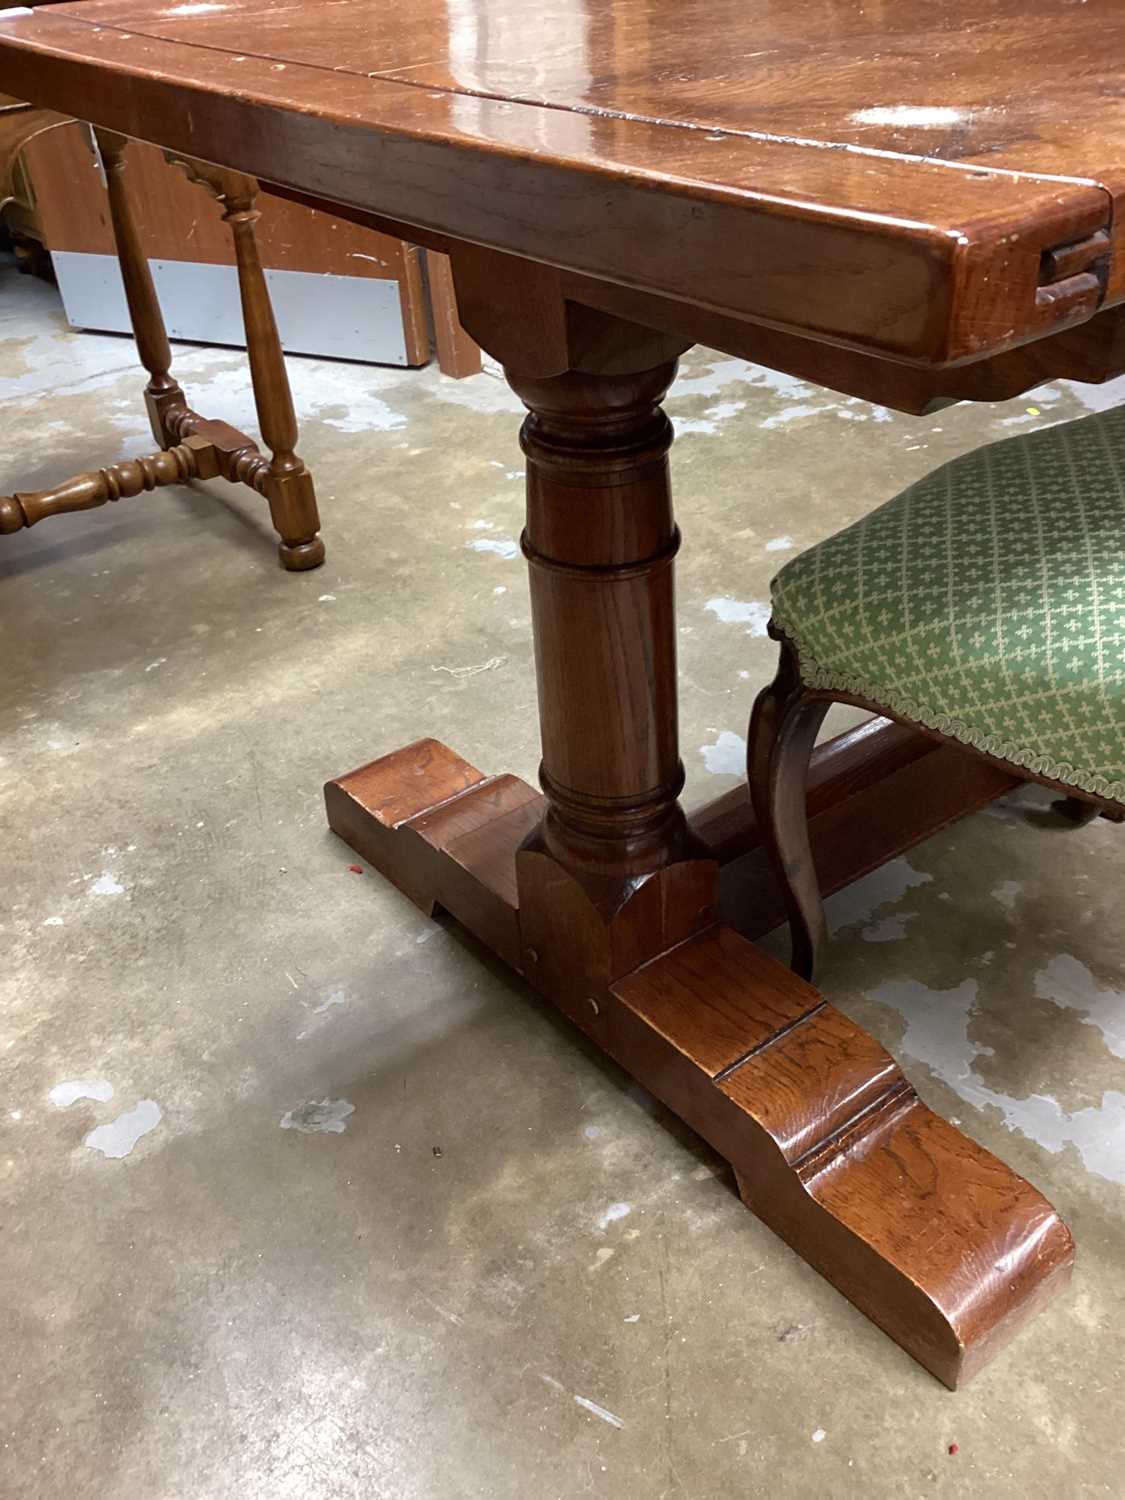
450 246 713 1001
510 359 688 880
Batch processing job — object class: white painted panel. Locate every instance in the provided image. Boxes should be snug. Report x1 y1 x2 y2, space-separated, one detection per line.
51 251 410 366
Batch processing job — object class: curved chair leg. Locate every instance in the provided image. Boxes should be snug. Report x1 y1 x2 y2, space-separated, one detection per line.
748 629 831 980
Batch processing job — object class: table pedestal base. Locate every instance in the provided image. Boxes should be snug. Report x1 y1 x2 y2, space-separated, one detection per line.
326 735 1074 1389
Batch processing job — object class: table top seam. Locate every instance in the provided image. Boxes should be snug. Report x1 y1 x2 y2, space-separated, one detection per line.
12 7 1110 198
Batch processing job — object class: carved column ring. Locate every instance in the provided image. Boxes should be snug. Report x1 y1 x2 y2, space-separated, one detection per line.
514 359 679 567
223 203 262 229
519 409 673 484
511 361 679 433
520 526 681 578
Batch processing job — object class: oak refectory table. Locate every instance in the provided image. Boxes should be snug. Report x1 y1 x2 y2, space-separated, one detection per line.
5 0 1123 1388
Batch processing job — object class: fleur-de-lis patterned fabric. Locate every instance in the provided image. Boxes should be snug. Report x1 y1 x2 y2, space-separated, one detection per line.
770 406 1125 804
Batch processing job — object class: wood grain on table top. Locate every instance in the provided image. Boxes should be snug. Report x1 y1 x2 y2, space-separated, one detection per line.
1 0 1123 363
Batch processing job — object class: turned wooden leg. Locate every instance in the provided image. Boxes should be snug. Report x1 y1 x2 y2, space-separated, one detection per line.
324 273 1073 1388
101 134 323 567
747 628 830 979
507 355 721 1015
220 180 324 570
94 131 190 447
0 435 220 532
2 132 324 567
161 153 324 570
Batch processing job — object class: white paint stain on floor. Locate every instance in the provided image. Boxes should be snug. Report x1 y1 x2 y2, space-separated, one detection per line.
674 398 747 436
595 1201 632 1231
700 729 746 776
466 537 519 560
84 1100 162 1159
50 1078 114 1108
869 977 1125 1184
704 597 772 634
311 989 347 1017
672 356 812 406
36 721 83 757
825 857 932 936
295 989 349 1042
992 880 1023 911
668 352 904 436
1035 954 1125 1059
706 399 747 423
280 1098 355 1134
862 913 920 944
761 403 823 430
89 872 125 896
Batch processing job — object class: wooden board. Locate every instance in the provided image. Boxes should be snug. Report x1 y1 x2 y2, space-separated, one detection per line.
0 0 1122 368
324 739 1074 1389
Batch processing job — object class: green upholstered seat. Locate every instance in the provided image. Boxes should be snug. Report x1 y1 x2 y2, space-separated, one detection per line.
770 406 1125 805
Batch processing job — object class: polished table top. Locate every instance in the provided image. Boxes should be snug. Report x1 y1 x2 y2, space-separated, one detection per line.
2 0 1124 365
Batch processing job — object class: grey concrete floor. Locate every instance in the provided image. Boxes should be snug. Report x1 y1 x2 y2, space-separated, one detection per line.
1 259 1123 1499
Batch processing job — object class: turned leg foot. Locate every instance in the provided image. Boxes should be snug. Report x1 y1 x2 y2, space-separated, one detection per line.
277 532 327 571
263 464 325 569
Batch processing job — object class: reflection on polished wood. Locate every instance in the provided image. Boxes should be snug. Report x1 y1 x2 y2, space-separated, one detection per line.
3 0 1125 374
0 0 1106 1383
